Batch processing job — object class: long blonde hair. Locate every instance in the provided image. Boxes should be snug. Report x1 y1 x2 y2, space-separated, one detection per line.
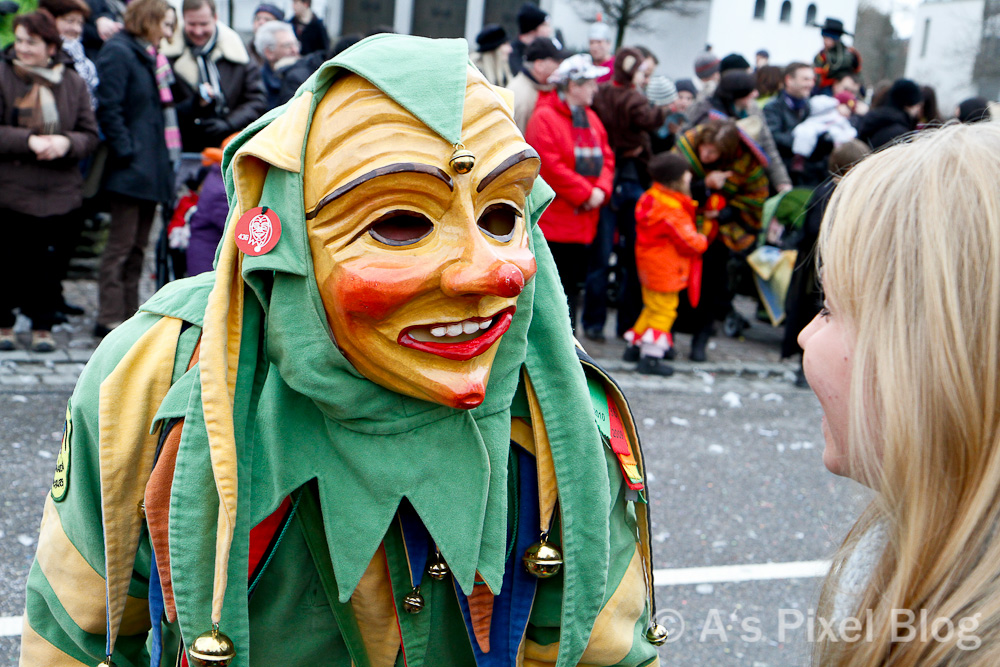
814 121 1000 665
472 48 514 88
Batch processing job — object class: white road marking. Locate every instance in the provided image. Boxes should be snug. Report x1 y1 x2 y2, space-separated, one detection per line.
0 615 22 637
653 559 831 586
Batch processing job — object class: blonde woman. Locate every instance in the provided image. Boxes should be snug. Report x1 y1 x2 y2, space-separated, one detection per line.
472 24 513 87
799 121 1000 665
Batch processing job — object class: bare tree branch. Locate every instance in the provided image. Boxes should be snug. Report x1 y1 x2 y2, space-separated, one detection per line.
571 0 707 49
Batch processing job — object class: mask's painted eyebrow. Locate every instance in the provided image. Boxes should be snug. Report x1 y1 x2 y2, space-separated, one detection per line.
476 148 540 193
306 163 454 220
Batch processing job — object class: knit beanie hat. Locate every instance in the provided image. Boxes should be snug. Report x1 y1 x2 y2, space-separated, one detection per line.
889 79 923 109
588 21 612 42
957 96 991 123
719 53 751 73
648 152 691 186
717 70 756 101
517 2 547 34
645 75 678 106
675 78 697 96
694 52 720 80
254 2 283 19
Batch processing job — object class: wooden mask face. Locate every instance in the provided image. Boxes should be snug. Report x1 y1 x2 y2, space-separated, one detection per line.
305 69 540 409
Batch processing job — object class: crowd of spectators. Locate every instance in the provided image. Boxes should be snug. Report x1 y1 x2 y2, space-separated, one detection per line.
0 0 993 361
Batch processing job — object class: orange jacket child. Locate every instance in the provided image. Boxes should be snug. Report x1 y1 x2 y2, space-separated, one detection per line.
625 153 709 375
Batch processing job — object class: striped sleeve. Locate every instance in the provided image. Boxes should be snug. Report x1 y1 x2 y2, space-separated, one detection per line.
20 314 164 667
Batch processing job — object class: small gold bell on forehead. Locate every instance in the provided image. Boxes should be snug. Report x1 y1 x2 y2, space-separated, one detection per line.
97 656 118 667
449 144 475 174
426 550 450 581
403 587 425 614
645 622 669 646
522 533 563 578
188 625 236 666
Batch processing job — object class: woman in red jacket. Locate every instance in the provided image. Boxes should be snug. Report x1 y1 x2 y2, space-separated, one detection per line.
525 53 614 332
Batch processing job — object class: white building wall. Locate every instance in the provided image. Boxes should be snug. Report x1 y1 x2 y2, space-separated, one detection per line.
706 0 858 67
546 0 713 81
904 0 982 113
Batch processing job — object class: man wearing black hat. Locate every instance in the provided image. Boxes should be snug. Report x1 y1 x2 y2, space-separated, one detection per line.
508 2 553 74
507 36 567 134
814 18 861 93
858 78 923 149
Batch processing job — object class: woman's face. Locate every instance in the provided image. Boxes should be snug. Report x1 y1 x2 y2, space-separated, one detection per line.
798 299 855 479
14 26 56 67
162 9 177 42
54 11 84 41
698 142 721 165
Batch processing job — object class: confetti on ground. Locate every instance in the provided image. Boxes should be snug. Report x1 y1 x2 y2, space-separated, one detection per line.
695 583 715 595
708 444 725 454
763 393 784 402
722 392 742 408
10 395 27 403
643 418 656 427
16 534 34 547
37 450 52 459
670 417 690 427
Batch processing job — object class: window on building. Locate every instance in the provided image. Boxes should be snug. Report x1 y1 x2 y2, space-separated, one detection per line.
805 3 817 25
780 0 792 23
754 0 766 19
920 18 931 57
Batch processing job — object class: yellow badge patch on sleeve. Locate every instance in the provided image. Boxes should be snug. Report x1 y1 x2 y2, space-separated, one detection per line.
52 402 71 502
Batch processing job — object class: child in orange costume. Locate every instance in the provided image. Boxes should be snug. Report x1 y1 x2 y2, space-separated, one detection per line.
625 152 709 375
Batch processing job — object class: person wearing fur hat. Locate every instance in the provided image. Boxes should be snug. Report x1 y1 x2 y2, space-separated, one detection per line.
858 78 922 149
508 2 552 74
472 23 513 87
813 18 861 93
19 34 665 667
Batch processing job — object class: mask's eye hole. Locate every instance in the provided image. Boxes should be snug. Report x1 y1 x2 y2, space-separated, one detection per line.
368 211 434 246
478 204 519 242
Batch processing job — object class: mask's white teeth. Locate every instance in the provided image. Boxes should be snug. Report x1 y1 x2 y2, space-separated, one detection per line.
462 321 480 334
479 319 492 330
430 326 447 337
447 323 463 336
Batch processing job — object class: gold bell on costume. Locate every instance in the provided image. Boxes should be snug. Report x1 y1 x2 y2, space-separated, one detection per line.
449 144 475 174
645 622 669 646
522 534 563 578
426 551 450 581
188 625 237 666
403 587 425 613
97 657 117 667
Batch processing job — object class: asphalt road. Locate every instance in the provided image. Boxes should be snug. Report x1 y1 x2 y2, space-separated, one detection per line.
0 362 869 666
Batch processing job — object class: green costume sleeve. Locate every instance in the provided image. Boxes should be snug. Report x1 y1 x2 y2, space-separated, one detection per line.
21 313 164 667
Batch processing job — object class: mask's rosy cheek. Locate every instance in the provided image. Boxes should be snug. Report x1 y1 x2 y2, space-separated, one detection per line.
326 260 436 323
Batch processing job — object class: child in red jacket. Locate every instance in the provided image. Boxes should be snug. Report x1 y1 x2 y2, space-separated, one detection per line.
625 153 709 375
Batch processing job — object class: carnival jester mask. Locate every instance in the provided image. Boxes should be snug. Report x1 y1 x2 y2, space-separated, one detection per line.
304 68 540 409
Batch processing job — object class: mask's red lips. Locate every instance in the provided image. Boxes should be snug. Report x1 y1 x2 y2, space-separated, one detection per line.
398 308 515 361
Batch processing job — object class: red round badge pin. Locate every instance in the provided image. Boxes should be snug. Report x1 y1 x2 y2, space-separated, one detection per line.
234 206 281 256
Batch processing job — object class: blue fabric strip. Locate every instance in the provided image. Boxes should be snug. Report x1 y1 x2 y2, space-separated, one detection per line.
456 445 539 665
398 501 431 589
148 544 165 666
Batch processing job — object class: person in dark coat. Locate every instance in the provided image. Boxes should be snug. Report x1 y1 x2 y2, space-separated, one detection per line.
81 0 123 61
0 11 98 352
858 79 922 150
288 0 328 56
763 62 830 186
161 0 267 152
782 139 869 386
94 0 175 337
